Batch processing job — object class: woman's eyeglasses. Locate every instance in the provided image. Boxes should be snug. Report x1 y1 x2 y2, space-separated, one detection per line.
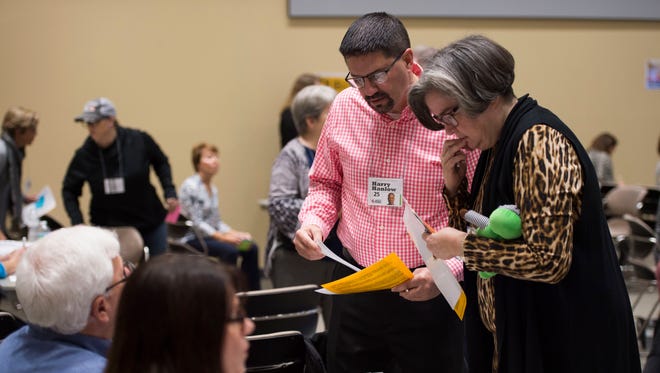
431 106 460 128
226 310 249 332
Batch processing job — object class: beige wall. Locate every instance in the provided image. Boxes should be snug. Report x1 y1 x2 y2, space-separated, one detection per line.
2 1 659 257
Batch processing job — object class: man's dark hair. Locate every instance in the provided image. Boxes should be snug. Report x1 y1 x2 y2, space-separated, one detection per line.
339 12 410 58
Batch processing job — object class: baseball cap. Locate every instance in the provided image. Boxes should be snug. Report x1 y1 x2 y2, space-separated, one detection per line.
74 97 117 123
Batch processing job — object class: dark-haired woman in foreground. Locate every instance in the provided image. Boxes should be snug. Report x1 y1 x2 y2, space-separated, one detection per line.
105 254 254 373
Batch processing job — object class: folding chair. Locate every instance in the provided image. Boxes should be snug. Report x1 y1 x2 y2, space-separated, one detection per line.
622 214 660 346
603 185 648 265
0 311 24 341
237 284 320 338
166 215 208 256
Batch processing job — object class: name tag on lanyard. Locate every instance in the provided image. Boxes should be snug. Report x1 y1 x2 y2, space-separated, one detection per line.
367 177 403 207
104 177 125 195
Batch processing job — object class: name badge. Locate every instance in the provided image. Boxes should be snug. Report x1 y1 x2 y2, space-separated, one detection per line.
104 177 125 195
367 177 403 207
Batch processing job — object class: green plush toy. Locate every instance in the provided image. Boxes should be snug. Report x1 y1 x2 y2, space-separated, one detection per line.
462 205 522 279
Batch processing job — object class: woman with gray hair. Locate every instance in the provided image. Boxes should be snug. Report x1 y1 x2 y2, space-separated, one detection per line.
409 35 639 372
266 84 339 323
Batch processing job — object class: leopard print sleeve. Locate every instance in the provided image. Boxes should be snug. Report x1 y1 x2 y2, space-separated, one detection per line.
443 177 470 230
463 125 583 283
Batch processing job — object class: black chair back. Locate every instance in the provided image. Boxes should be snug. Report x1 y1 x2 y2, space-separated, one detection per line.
246 331 307 373
238 284 320 338
166 216 208 255
0 311 24 341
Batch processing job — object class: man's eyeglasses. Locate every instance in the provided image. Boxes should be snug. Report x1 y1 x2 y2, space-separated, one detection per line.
105 260 135 293
431 106 460 128
345 51 405 89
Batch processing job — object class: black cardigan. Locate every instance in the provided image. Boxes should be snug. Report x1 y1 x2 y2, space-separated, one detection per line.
464 95 640 372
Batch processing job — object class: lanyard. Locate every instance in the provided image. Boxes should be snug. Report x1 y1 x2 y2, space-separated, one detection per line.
99 136 124 180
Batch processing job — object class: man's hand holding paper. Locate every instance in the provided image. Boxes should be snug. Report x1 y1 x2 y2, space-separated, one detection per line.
293 224 325 260
391 267 441 301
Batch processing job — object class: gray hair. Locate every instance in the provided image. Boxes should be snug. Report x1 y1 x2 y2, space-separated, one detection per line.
409 35 515 131
16 226 120 334
339 12 410 59
291 85 337 136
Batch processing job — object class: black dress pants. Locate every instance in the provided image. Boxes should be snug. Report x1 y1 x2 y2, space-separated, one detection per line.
325 254 465 373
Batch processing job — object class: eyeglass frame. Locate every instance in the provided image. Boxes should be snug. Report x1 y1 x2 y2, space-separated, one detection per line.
225 309 249 332
105 260 135 293
431 106 460 129
344 50 406 89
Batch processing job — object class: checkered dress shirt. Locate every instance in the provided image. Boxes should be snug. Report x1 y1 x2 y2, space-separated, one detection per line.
299 87 480 277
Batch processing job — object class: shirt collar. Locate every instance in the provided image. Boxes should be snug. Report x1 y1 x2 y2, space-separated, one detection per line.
27 324 111 356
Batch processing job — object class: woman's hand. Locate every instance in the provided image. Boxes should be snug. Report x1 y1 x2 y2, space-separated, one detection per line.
2 247 26 276
213 231 244 245
423 227 467 260
235 231 252 241
23 194 38 204
442 137 468 196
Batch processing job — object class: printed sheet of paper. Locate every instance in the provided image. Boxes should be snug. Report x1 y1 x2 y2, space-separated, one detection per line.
319 252 413 295
21 185 56 226
0 240 25 257
402 198 466 320
316 240 360 272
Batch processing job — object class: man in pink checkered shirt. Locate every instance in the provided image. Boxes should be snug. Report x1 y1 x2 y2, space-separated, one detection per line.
294 12 480 373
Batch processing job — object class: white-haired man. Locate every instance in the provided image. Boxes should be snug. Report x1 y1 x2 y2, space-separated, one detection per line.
0 226 128 373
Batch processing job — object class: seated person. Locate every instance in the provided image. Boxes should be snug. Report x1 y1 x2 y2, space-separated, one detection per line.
0 246 25 279
179 143 260 290
105 254 254 373
0 226 128 373
587 132 618 185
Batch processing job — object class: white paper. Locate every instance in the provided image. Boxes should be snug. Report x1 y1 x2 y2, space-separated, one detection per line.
315 240 360 272
315 288 335 295
22 185 56 226
0 240 25 257
314 240 359 295
402 198 465 311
